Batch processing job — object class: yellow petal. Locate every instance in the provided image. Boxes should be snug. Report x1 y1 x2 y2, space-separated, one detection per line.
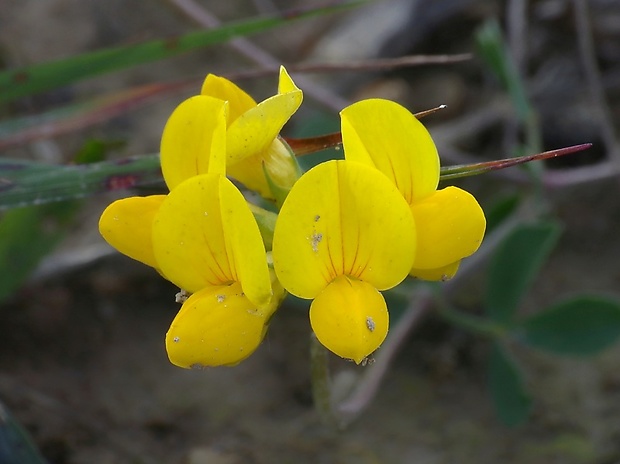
99 195 165 268
310 275 388 364
410 260 460 281
200 74 257 125
160 95 227 190
152 174 233 293
226 75 302 165
227 137 299 199
273 160 416 299
410 186 486 270
166 282 268 368
265 268 287 319
278 66 298 94
341 99 440 203
219 177 273 308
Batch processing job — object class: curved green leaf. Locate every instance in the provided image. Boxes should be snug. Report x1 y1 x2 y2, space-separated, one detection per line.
486 221 562 325
0 202 76 302
520 296 620 356
488 343 531 426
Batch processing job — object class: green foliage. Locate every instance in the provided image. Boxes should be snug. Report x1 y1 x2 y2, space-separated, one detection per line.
439 218 620 425
483 193 520 232
0 2 363 103
475 20 531 122
488 343 531 426
0 156 162 210
0 202 76 302
486 221 562 325
73 139 124 164
520 296 620 356
475 19 542 162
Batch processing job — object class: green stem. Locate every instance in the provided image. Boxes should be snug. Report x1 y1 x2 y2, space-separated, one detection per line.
437 301 506 340
310 333 339 428
437 304 507 339
427 282 507 338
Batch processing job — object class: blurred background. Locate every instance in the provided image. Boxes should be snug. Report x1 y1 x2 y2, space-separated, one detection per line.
1 0 620 463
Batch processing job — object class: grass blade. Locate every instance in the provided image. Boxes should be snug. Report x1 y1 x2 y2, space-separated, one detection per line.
0 155 162 210
0 2 364 103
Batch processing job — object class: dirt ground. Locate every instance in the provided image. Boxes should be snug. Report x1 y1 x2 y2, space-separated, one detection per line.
2 1 620 463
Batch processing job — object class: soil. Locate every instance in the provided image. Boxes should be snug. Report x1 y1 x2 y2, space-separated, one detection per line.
2 1 620 463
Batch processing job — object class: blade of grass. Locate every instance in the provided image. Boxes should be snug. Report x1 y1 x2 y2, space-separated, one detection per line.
0 60 454 151
0 1 365 103
438 144 592 181
0 155 161 210
0 80 197 150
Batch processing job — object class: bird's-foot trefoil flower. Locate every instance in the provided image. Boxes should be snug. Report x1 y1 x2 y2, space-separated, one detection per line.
272 160 416 363
340 99 486 281
161 66 303 201
99 97 284 368
152 172 282 368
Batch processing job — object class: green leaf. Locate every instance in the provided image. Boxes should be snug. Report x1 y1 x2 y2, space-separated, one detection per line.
0 2 363 103
475 19 531 122
247 203 277 251
488 343 531 426
0 202 77 302
520 296 620 356
486 221 562 325
484 192 520 232
0 155 162 210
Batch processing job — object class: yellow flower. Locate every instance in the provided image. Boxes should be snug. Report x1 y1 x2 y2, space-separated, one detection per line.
99 97 228 271
99 97 284 368
341 99 486 281
272 160 416 363
160 66 303 199
153 172 282 368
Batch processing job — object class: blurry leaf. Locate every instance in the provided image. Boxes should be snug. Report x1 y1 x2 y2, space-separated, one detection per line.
0 402 47 464
520 296 620 356
475 20 542 156
484 192 520 232
0 2 364 103
486 221 562 325
73 139 125 164
0 155 162 210
383 287 411 323
475 19 531 122
0 202 76 302
488 343 531 426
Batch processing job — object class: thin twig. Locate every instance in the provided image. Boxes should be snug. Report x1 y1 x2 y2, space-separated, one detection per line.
224 55 471 81
572 0 620 172
167 0 350 111
337 288 433 424
544 160 619 188
336 212 525 425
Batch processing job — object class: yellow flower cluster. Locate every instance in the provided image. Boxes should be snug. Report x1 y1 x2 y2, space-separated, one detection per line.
99 67 486 367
